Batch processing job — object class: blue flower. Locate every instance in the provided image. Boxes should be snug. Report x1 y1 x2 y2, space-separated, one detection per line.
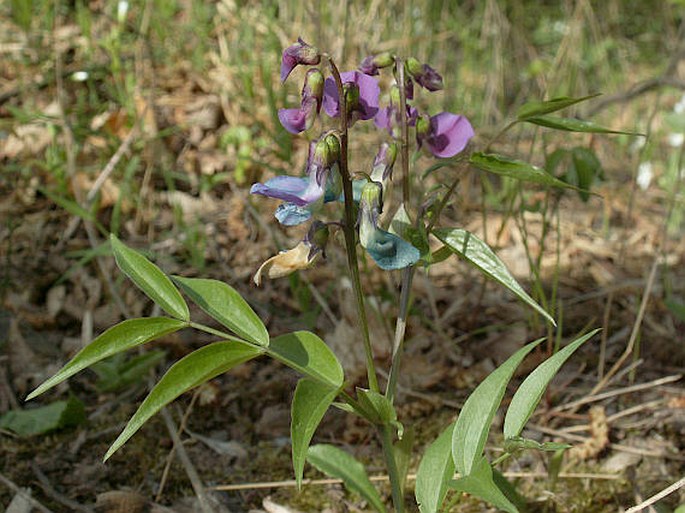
358 182 419 270
250 136 341 225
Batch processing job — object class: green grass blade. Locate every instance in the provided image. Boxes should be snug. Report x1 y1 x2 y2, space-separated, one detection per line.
104 340 263 460
26 318 186 400
172 276 268 346
453 338 544 476
307 444 387 513
503 329 600 439
433 228 555 325
291 379 339 489
516 93 601 120
268 331 344 388
110 235 189 321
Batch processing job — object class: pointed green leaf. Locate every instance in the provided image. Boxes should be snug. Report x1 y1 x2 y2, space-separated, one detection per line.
110 235 189 321
453 339 543 476
416 423 455 513
307 444 387 513
172 276 268 346
291 379 339 489
26 318 186 400
516 94 600 120
0 396 85 436
451 457 518 513
433 228 555 326
105 340 262 460
357 388 398 425
503 329 600 439
469 152 576 190
268 331 344 388
524 115 643 136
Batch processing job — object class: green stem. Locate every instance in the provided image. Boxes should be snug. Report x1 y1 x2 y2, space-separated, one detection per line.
381 425 405 513
327 56 380 393
189 322 245 343
396 57 410 205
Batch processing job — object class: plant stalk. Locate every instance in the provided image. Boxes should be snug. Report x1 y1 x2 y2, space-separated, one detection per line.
380 425 405 513
384 57 416 404
327 56 380 393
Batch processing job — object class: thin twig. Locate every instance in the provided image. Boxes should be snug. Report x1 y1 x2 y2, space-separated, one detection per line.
160 408 218 513
624 476 685 513
0 472 54 513
155 389 201 502
553 374 682 413
208 470 619 492
31 462 93 513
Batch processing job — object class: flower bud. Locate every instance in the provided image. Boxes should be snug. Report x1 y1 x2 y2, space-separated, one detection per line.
415 114 430 148
371 141 398 182
281 38 321 83
308 135 341 185
343 82 361 116
302 68 324 111
405 57 443 91
305 220 330 259
359 52 394 75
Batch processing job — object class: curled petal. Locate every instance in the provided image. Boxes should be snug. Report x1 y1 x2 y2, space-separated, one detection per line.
274 203 312 226
363 229 420 270
426 113 474 158
278 108 309 134
281 38 320 83
250 175 324 206
322 71 380 121
254 242 317 285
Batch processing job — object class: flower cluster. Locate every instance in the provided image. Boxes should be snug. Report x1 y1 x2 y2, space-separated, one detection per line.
250 39 474 283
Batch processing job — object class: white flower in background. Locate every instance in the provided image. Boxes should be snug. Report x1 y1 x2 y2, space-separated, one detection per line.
674 93 685 114
668 132 685 147
117 1 129 23
71 71 89 82
636 161 653 191
630 136 646 153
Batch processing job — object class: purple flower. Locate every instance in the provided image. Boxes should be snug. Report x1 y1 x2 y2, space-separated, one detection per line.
278 69 324 134
250 136 342 225
416 112 474 158
406 58 443 91
280 38 321 83
322 71 380 124
250 175 324 207
374 104 418 137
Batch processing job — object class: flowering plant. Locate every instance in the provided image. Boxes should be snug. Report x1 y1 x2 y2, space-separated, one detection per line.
25 38 624 512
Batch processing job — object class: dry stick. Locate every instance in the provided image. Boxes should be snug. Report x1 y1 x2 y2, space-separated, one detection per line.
155 389 201 502
553 374 682 413
160 409 217 513
31 462 94 513
0 472 54 513
594 256 660 396
528 424 685 461
58 113 142 249
209 470 619 492
624 476 685 513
